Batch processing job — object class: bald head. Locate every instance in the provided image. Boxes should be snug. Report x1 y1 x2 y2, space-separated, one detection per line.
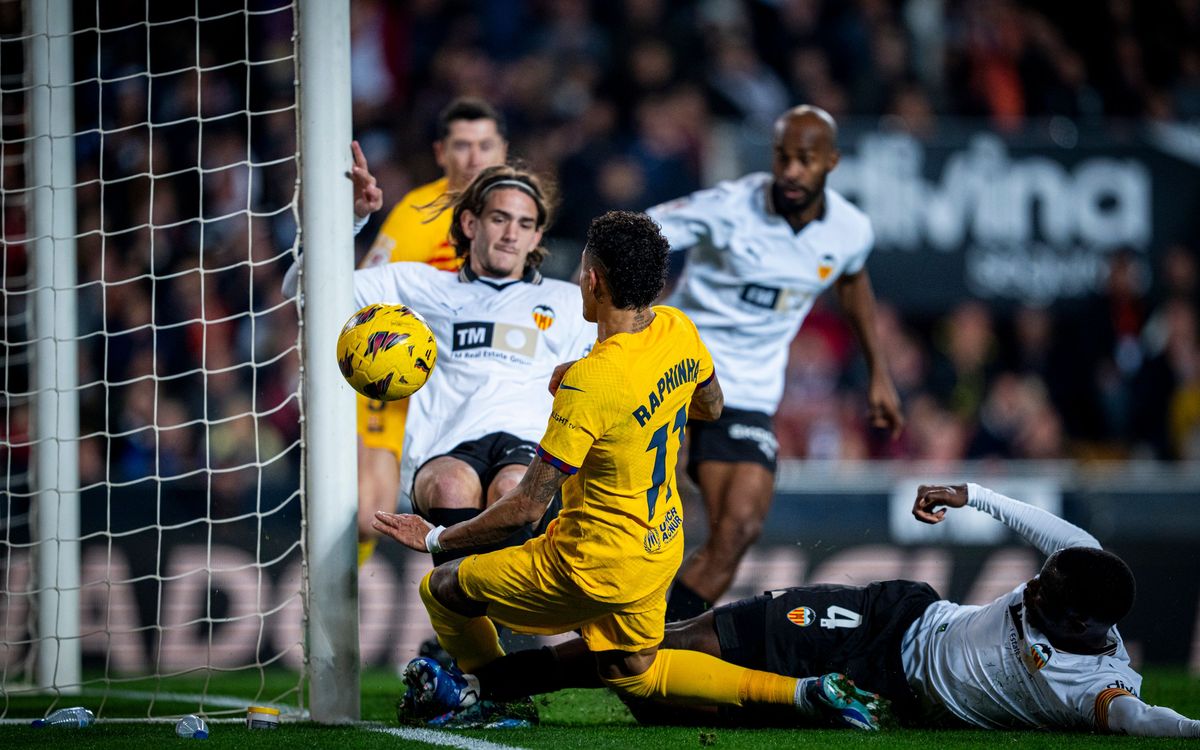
773 105 838 148
770 105 839 222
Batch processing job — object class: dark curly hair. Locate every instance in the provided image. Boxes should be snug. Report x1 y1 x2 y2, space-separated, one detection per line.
446 164 558 272
1042 547 1136 625
585 211 669 310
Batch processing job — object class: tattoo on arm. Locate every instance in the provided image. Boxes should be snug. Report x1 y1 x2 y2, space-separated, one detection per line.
689 378 724 421
440 459 569 551
521 458 570 504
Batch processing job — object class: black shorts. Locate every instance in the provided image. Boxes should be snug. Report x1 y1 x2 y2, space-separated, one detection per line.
714 580 940 722
686 407 778 479
417 432 537 492
413 432 560 535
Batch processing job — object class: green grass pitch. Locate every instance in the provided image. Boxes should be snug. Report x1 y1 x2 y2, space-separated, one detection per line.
1 667 1197 748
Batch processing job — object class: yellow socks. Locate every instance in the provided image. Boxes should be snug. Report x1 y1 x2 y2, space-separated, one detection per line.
602 648 797 707
417 570 504 673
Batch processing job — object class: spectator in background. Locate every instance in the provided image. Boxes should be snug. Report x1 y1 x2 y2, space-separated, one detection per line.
929 301 997 423
44 0 1200 533
1133 298 1200 459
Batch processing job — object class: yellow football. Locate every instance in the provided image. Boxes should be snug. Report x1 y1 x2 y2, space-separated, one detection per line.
335 303 437 401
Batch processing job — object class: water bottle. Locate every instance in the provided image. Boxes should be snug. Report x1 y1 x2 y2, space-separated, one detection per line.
175 714 209 739
30 706 94 728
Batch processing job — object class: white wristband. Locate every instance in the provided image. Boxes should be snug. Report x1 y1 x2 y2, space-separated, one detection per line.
424 525 446 554
352 212 370 236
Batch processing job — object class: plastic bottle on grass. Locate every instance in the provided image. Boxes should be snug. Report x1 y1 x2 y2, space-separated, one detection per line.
31 706 95 728
175 714 210 739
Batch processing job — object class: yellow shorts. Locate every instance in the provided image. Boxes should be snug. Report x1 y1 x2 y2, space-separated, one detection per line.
457 535 671 653
356 393 408 458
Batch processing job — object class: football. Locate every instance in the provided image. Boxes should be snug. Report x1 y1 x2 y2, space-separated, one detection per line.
336 303 437 401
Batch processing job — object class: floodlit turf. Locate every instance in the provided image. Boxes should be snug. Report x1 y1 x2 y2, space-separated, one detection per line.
0 667 1197 749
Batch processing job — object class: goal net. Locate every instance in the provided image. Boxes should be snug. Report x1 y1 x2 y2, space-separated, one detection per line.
1 0 318 720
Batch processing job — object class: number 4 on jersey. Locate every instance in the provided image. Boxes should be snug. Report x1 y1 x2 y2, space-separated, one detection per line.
819 605 862 630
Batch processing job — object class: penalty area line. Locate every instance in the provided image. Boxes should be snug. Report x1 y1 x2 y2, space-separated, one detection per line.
364 723 529 750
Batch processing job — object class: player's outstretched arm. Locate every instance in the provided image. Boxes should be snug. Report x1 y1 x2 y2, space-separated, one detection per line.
373 458 568 553
834 269 903 439
1107 694 1200 737
688 372 723 422
912 483 1100 555
349 141 383 220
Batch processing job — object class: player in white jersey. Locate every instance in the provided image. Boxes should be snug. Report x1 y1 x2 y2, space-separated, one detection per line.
648 105 902 619
645 106 904 620
358 165 594 564
287 165 595 565
432 484 1200 737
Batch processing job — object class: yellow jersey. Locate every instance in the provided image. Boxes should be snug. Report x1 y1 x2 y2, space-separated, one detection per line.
536 306 714 603
357 177 463 455
361 177 463 271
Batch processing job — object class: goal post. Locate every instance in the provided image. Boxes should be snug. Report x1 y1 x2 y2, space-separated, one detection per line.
28 0 80 693
2 0 360 723
296 0 359 724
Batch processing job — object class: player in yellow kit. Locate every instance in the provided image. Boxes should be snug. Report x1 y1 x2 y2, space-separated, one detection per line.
352 99 508 564
373 211 891 731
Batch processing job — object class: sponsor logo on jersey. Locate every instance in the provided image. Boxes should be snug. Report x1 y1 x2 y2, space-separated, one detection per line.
643 507 683 553
532 304 556 330
1105 679 1138 697
452 321 539 357
817 253 836 281
729 422 778 460
740 283 781 310
786 606 816 627
1022 642 1053 671
632 357 702 427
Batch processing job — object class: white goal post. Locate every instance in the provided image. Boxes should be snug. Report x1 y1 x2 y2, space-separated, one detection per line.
1 0 359 723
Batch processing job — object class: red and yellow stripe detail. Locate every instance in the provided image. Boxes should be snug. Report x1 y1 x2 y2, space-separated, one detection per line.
1094 687 1134 730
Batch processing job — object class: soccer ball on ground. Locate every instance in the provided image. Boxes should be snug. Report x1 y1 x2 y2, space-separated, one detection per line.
336 303 437 401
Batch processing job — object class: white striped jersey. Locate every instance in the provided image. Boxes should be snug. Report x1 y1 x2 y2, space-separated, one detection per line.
352 262 596 497
900 485 1142 731
902 583 1141 730
646 173 873 415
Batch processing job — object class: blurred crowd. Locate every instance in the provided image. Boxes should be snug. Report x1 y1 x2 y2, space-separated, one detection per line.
3 0 1200 517
776 245 1200 462
2 1 302 515
353 0 1200 463
353 0 1200 243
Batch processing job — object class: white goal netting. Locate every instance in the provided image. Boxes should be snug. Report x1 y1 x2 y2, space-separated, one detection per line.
1 0 307 718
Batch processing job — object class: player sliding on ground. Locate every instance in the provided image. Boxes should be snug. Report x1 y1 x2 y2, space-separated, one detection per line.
373 210 890 732
397 482 1200 736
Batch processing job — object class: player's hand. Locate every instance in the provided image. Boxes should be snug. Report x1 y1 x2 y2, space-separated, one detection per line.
912 484 968 525
349 141 383 219
868 373 904 440
548 359 579 396
372 511 434 552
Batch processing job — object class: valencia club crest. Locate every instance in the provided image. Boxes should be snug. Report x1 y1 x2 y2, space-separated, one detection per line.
532 304 556 331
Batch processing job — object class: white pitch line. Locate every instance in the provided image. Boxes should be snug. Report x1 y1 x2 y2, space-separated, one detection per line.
90 688 304 715
0 688 309 724
365 724 529 750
